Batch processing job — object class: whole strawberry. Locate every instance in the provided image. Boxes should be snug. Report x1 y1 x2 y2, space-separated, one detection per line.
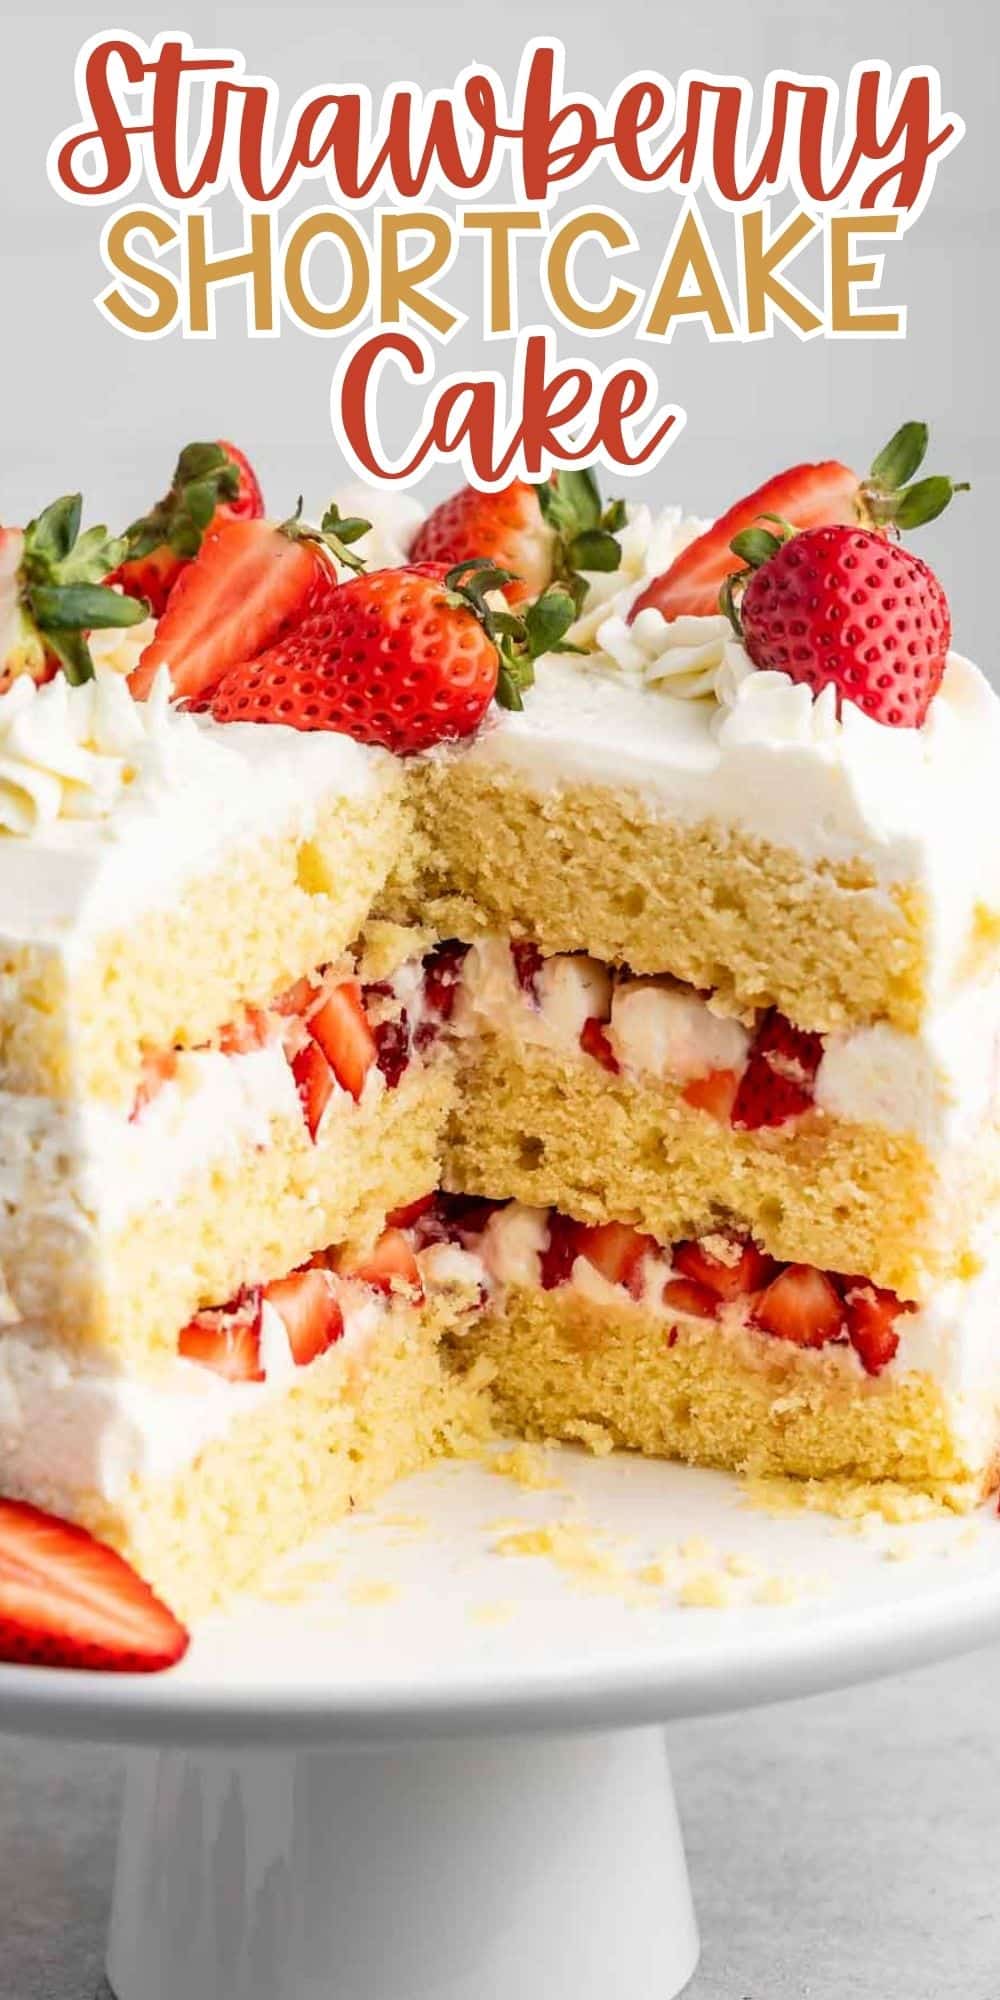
108 440 264 615
209 559 576 751
722 422 967 728
410 469 625 612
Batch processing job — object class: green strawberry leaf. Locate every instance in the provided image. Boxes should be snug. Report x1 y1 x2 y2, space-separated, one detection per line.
32 582 149 631
894 475 971 529
42 628 95 685
869 422 929 491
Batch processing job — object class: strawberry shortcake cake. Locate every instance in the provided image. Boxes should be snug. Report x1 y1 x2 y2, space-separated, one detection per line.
0 423 996 1669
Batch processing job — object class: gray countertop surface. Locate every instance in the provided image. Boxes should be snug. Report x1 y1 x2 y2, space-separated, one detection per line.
0 1641 996 1999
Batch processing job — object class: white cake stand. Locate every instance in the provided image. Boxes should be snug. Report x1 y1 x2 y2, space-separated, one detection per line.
2 1452 999 2000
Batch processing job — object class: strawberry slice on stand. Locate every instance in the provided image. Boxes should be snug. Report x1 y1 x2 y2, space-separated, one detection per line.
410 469 625 611
128 501 371 703
631 419 967 628
209 558 578 751
0 1498 188 1673
107 439 264 615
0 494 147 690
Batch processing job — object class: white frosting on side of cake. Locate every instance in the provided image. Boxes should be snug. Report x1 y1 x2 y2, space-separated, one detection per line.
0 1282 387 1510
0 689 392 956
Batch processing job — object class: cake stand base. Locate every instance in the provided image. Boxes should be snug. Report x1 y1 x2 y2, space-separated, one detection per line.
105 1726 698 2000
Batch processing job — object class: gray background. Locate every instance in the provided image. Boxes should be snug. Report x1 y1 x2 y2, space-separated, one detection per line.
1 5 998 1995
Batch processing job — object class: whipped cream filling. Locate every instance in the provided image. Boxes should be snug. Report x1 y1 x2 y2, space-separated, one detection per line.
455 938 1000 1150
475 1202 1000 1455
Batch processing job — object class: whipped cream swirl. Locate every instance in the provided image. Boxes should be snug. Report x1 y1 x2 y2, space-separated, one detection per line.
0 667 236 837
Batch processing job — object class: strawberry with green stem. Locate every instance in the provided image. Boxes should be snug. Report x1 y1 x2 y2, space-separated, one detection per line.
410 469 626 613
0 494 147 689
129 500 371 702
108 439 264 615
632 420 968 626
719 423 968 729
209 557 579 750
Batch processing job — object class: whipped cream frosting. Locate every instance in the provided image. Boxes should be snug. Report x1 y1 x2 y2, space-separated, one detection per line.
0 702 391 956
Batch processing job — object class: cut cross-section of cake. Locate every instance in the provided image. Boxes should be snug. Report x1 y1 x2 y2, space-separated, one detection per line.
1 427 999 1660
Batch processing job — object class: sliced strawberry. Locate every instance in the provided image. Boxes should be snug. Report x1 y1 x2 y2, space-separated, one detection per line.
385 1193 437 1230
109 440 265 616
580 1016 620 1073
178 1289 265 1381
263 1267 344 1366
422 940 470 1020
681 1068 741 1123
575 1220 657 1299
336 1228 423 1300
672 1233 777 1303
630 459 858 622
662 1277 720 1320
843 1280 911 1376
130 1048 179 1121
539 1212 582 1290
510 940 544 1000
731 1010 823 1131
309 981 377 1102
291 1041 334 1141
274 973 324 1018
752 1265 845 1348
0 1500 188 1674
217 1004 271 1055
129 517 338 702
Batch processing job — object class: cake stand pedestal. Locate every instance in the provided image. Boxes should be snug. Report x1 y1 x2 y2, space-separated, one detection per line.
2 1455 999 2000
106 1728 697 2000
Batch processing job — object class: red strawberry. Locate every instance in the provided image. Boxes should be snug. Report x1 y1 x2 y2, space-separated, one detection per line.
263 1266 344 1365
291 1041 334 1141
129 514 348 702
631 460 858 622
672 1233 777 1302
575 1220 657 1298
178 1289 265 1380
0 497 146 690
207 560 576 748
371 1014 410 1089
336 1228 423 1299
843 1279 911 1375
681 1068 740 1123
274 973 324 1018
108 441 265 616
411 482 555 608
539 1212 582 1290
662 1277 720 1320
737 527 951 728
510 940 544 999
0 1500 188 1674
731 1011 822 1131
633 421 967 629
753 1265 845 1348
385 1193 437 1230
579 1016 620 1073
422 940 470 1020
130 1048 178 1121
410 469 625 613
217 1004 271 1055
309 981 377 1101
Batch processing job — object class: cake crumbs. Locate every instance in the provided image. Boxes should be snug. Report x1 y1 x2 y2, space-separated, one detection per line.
561 1418 616 1457
678 1570 737 1609
469 1600 516 1627
744 1473 970 1524
489 1443 566 1492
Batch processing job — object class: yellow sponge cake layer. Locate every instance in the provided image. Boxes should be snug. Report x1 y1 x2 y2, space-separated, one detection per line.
453 1287 991 1500
446 1035 997 1303
400 759 926 1034
3 1058 452 1362
5 765 411 1107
